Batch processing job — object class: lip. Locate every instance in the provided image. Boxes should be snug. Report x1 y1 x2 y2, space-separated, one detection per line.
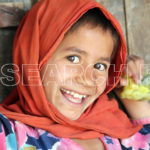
60 88 89 105
60 87 90 96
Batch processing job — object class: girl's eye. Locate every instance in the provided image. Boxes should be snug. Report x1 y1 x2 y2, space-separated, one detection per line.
94 63 107 71
67 56 79 63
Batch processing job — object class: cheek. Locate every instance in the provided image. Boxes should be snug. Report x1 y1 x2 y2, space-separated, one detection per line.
96 79 107 93
95 72 108 94
55 63 76 85
42 63 65 85
93 70 108 86
96 75 107 86
62 64 84 82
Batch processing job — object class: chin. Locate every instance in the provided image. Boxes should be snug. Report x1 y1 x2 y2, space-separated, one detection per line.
63 111 81 120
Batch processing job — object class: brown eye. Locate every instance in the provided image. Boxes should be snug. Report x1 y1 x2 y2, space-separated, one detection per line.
67 56 79 63
94 63 106 71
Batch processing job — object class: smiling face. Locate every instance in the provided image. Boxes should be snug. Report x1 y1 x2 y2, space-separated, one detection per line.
40 24 114 120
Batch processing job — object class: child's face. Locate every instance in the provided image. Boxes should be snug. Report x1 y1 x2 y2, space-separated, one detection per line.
40 24 114 120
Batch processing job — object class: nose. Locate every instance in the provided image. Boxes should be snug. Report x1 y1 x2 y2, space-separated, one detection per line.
80 64 108 88
76 64 96 87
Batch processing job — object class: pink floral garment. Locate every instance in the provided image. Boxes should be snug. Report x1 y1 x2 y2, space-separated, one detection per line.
0 113 150 150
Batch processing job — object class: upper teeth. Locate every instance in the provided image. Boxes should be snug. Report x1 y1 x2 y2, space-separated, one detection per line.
61 88 87 99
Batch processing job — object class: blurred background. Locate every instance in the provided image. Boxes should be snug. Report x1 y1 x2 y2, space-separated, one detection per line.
0 0 150 102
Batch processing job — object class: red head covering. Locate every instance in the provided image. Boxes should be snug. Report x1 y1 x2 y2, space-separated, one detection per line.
0 0 142 139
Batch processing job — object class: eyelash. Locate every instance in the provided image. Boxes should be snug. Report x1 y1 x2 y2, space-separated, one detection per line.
67 55 80 64
66 55 107 71
94 63 107 71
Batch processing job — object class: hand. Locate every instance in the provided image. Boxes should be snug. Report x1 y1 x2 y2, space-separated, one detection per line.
114 55 150 120
120 55 144 86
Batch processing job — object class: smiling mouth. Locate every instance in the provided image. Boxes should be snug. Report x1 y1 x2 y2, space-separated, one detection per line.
60 88 89 104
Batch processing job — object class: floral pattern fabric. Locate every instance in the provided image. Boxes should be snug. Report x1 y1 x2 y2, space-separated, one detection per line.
0 113 150 150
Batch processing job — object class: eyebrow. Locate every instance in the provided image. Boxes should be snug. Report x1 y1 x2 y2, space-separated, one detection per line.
65 47 87 54
65 46 111 63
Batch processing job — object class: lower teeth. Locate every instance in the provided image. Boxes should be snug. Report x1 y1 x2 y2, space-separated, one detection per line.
61 89 85 104
69 97 82 104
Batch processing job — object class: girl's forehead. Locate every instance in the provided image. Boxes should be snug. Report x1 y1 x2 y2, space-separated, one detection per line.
50 25 114 62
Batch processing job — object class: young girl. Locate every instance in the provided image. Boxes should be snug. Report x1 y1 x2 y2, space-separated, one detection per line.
0 0 150 149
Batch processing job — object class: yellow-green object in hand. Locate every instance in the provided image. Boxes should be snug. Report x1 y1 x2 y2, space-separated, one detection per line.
121 74 150 101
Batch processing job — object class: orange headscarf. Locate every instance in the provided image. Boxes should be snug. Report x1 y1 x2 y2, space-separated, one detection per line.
0 0 142 139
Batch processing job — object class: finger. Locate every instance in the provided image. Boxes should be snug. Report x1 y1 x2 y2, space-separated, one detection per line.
129 55 144 80
127 55 144 83
115 78 128 89
120 78 128 86
134 57 144 80
126 56 140 83
126 59 137 78
123 63 132 76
